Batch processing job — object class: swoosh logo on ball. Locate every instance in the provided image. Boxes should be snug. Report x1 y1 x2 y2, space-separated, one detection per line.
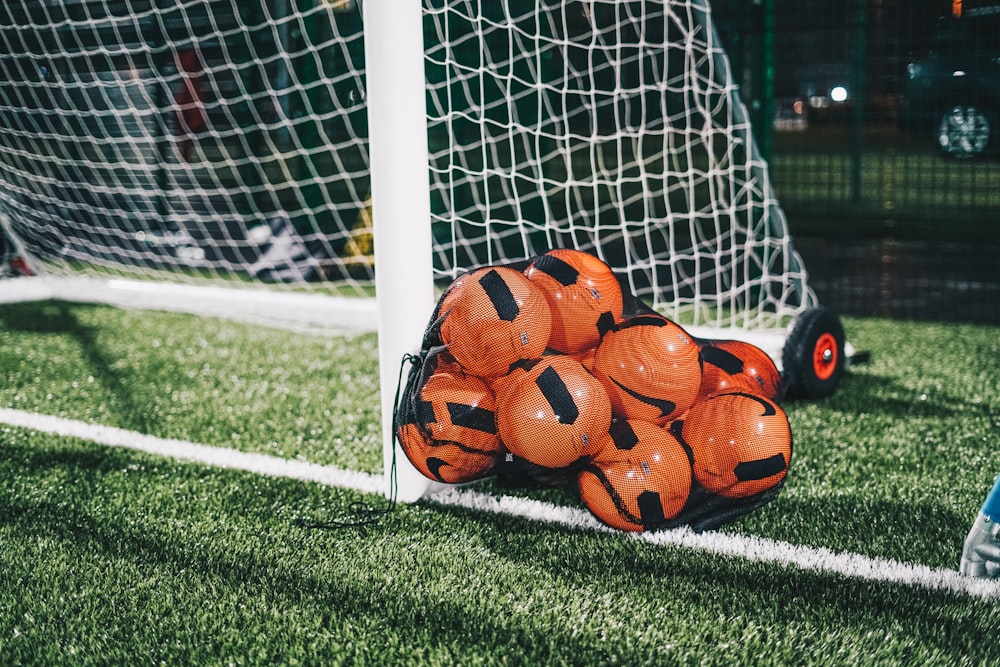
608 376 676 419
426 457 449 482
717 391 777 416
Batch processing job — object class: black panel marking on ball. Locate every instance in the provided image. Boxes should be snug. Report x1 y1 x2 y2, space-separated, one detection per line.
701 345 744 376
446 402 497 434
417 399 436 425
608 418 640 451
637 491 667 530
609 376 676 419
536 365 579 425
479 269 520 321
534 254 579 286
734 453 787 481
596 311 617 336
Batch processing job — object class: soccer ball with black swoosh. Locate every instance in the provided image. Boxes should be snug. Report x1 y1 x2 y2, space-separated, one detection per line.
578 418 692 532
679 391 792 499
396 356 504 484
591 315 702 425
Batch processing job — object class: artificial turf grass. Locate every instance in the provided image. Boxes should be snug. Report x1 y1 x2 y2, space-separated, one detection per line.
2 299 999 571
2 303 999 551
1 429 997 667
0 299 383 472
768 316 1000 570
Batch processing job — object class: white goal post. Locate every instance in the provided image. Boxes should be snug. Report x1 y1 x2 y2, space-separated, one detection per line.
0 0 847 503
362 0 440 502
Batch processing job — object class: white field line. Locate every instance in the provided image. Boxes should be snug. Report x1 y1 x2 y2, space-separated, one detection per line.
2 407 998 601
0 407 382 496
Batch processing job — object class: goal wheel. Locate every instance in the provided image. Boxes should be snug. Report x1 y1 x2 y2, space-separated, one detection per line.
782 307 846 400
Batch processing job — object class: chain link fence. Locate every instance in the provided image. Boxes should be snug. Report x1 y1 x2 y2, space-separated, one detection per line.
714 0 1000 323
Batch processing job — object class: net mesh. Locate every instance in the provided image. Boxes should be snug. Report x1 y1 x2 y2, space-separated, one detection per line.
394 252 791 532
0 0 372 287
0 0 815 332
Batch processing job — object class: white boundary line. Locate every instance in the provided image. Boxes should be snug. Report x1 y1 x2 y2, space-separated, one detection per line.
2 407 998 601
0 407 382 496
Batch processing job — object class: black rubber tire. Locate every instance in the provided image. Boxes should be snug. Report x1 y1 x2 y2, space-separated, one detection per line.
782 307 846 400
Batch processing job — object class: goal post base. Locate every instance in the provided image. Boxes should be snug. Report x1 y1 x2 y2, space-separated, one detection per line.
1 275 378 335
389 449 448 503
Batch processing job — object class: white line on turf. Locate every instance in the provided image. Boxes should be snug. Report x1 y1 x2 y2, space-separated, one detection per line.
0 407 382 496
2 407 998 601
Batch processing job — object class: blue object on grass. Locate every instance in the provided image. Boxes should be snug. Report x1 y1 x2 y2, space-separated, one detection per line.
982 473 1000 523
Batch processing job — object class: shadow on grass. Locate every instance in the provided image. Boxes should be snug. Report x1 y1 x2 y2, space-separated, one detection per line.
1 436 994 665
427 501 994 660
0 300 178 435
0 299 95 334
788 366 995 420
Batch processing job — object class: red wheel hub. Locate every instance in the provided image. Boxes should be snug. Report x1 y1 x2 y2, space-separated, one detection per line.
812 332 839 381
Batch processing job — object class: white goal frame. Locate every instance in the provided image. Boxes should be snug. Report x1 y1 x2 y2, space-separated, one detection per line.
363 0 440 502
0 0 847 504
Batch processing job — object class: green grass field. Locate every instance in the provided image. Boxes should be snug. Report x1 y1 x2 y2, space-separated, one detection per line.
1 299 998 665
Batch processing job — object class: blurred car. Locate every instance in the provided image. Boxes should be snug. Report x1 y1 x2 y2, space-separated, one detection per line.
900 11 1000 159
773 97 808 132
792 63 854 124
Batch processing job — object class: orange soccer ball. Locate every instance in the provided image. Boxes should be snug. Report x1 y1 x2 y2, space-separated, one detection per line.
697 339 783 403
524 248 624 355
592 315 702 425
680 391 792 499
495 355 611 470
397 424 501 485
396 359 503 484
578 419 692 532
439 266 552 378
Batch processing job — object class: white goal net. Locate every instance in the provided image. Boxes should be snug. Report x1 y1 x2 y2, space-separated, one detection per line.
424 1 817 334
1 0 375 296
0 0 816 332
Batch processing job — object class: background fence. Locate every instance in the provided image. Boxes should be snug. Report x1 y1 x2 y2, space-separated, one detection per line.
713 0 1000 323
